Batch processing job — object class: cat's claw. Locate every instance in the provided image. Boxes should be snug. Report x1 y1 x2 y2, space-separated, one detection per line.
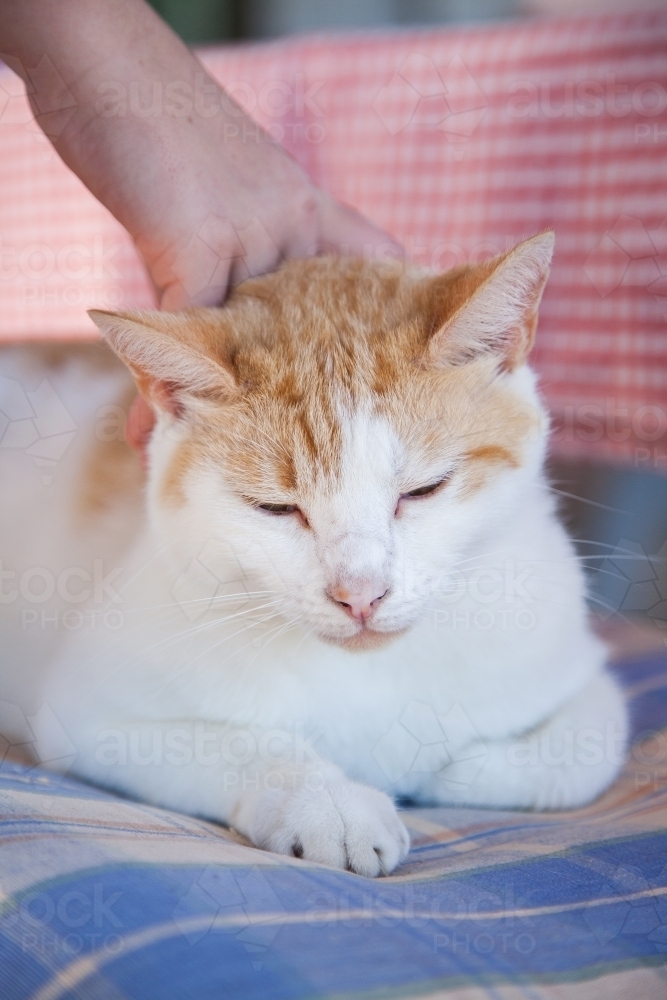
256 781 410 877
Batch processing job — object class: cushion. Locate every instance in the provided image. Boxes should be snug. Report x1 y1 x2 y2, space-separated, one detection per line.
1 649 666 999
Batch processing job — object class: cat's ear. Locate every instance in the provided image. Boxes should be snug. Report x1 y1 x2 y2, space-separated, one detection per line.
88 309 238 415
425 231 554 372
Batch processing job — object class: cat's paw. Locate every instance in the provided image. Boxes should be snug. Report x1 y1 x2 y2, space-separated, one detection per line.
255 780 410 877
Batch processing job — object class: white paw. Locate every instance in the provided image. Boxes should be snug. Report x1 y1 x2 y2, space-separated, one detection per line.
255 780 410 877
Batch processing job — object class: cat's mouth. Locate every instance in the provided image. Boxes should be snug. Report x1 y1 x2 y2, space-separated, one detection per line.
324 625 408 653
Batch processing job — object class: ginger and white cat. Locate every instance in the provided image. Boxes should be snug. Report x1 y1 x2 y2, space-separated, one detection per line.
0 233 627 877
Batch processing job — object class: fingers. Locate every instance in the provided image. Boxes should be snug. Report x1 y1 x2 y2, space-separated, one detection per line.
132 192 404 459
152 187 403 313
314 195 404 260
158 276 231 311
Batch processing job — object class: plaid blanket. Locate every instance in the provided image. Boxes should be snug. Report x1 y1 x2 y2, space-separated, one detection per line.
1 649 666 999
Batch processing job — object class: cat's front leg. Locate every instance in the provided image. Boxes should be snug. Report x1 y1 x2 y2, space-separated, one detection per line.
425 671 627 810
233 759 410 877
38 716 410 876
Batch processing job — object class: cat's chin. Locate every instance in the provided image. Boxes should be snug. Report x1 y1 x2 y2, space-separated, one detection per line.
322 627 408 653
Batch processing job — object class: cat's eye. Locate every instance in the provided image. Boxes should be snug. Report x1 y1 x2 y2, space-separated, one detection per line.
244 496 308 525
402 477 449 500
256 502 298 515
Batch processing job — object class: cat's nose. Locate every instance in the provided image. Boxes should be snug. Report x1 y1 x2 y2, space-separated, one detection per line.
328 583 389 623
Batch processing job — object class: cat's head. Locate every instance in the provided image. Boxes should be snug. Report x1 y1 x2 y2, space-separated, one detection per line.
90 232 553 651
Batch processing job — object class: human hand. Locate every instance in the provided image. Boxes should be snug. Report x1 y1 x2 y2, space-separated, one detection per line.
0 0 402 448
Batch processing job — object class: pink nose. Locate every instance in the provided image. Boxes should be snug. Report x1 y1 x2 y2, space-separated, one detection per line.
329 583 389 623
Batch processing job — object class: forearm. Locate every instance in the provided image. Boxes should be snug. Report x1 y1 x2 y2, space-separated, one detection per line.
50 715 409 874
62 717 343 830
0 0 213 211
0 0 400 310
0 0 304 259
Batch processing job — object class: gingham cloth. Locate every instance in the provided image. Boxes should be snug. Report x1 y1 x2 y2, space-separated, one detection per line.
2 649 667 999
0 11 666 466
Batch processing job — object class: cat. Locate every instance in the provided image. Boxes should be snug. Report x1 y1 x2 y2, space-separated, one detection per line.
0 232 627 877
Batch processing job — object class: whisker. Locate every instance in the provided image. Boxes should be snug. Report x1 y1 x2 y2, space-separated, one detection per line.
89 600 285 692
586 595 632 618
101 590 278 617
151 609 289 697
113 538 179 598
547 487 629 515
124 600 285 663
257 616 304 652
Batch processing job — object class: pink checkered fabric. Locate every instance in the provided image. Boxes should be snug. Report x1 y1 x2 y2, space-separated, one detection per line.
1 12 666 465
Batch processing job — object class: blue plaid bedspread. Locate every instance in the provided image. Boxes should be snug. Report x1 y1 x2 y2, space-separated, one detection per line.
2 650 666 1000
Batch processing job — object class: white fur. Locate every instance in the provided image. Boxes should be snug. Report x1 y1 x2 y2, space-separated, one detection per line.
0 277 627 877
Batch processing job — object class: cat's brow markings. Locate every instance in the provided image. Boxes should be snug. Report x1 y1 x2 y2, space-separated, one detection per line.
103 255 543 511
466 444 519 468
